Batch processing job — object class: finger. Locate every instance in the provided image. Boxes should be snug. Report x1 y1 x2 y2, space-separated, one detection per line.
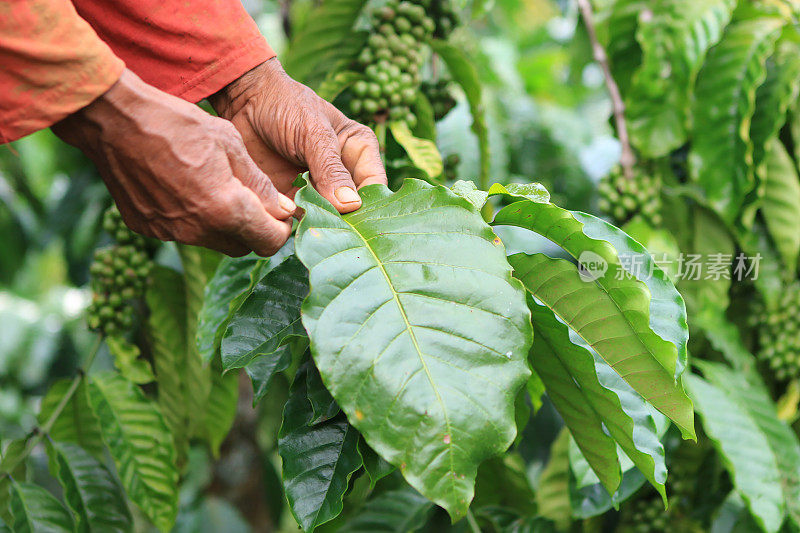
338 121 388 189
233 188 294 257
227 137 296 220
305 125 362 213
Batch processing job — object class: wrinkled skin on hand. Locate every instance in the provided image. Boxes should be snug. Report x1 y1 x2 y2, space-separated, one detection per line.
210 58 388 214
53 69 295 257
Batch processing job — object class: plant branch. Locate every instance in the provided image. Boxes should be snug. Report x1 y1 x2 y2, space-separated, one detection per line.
576 0 635 179
0 336 103 478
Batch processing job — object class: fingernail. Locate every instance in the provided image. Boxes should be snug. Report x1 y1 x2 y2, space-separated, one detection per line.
335 187 361 204
278 194 296 213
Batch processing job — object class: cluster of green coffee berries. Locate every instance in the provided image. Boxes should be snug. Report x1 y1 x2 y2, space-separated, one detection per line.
349 0 437 126
598 170 662 226
755 282 800 382
86 207 153 336
619 496 669 533
429 0 459 38
422 78 456 120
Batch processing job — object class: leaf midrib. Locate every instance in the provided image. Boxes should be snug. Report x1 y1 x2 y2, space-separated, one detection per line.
341 214 457 494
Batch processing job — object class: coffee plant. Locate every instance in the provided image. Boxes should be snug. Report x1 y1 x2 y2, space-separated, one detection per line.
3 0 800 532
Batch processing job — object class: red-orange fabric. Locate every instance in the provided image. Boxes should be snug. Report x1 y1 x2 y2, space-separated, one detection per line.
0 0 275 143
71 0 275 101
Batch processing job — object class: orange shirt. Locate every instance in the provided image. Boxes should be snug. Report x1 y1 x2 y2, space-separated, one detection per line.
0 0 275 143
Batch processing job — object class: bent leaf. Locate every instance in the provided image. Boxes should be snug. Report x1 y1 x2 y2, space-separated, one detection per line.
527 286 667 501
295 179 532 519
221 255 308 371
492 198 694 438
389 122 443 179
88 373 178 532
278 363 361 532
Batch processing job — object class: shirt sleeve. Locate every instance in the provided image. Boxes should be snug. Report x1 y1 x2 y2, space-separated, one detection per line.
0 0 125 143
70 0 276 103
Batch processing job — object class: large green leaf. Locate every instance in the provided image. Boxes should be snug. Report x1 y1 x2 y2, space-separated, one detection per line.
626 0 737 156
685 374 784 533
527 287 667 500
338 486 433 532
430 40 489 187
389 122 443 180
221 255 308 370
688 16 784 223
294 179 532 519
760 139 800 274
88 373 178 532
38 380 104 460
698 362 800 530
196 255 267 363
492 198 694 437
281 0 367 83
278 363 362 532
46 441 132 532
7 481 74 532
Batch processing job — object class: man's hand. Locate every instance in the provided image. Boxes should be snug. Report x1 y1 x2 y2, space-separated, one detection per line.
210 58 387 213
53 69 295 257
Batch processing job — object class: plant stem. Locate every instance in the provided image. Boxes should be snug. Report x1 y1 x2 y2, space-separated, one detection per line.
0 336 103 477
576 0 635 179
466 508 481 533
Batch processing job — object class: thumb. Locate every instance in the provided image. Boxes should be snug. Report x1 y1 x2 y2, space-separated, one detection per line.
305 126 362 213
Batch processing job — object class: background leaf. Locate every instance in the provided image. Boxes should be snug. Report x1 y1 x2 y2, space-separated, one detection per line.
430 40 490 187
281 0 367 84
88 373 178 532
46 441 132 533
338 486 433 532
685 374 784 533
295 179 532 519
760 139 800 274
7 481 74 532
38 380 104 460
688 16 784 222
